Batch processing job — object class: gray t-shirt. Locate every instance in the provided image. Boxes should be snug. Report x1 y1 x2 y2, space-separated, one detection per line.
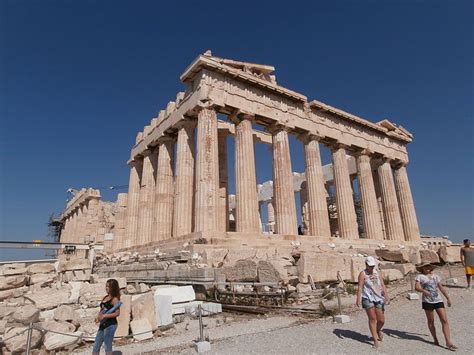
416 274 443 303
462 247 474 267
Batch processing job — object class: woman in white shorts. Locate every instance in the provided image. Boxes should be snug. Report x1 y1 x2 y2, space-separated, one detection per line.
356 256 389 349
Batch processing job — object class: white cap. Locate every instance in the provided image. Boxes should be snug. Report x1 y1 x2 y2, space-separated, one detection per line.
365 256 376 266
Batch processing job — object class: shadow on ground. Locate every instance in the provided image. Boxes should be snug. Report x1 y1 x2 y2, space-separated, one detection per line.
383 328 432 344
333 329 373 345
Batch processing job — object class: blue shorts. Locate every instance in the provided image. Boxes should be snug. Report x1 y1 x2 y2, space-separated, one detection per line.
362 298 384 310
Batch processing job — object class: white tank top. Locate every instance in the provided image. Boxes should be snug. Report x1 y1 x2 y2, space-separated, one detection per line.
362 269 384 302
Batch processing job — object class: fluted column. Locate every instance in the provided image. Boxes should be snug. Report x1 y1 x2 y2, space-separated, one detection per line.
272 127 297 235
300 181 309 234
303 136 331 237
394 164 420 242
125 160 142 248
137 150 156 245
114 193 128 250
194 106 219 233
87 198 100 241
62 217 70 243
76 205 84 243
173 122 195 237
235 116 260 232
218 130 229 232
267 199 275 233
377 159 405 241
72 209 79 243
331 145 359 239
68 214 74 243
372 171 387 240
155 138 175 240
356 151 383 239
82 201 91 240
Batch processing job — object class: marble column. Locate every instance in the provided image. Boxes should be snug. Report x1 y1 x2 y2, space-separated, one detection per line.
81 201 91 241
377 159 405 241
394 164 420 242
87 198 100 242
258 201 263 232
300 181 309 234
372 170 387 240
267 199 275 233
272 127 297 235
76 205 84 243
155 138 174 240
69 215 75 243
356 151 383 239
125 160 142 248
62 217 70 243
137 150 156 245
194 106 219 233
235 116 260 232
173 122 195 237
114 192 128 251
331 145 359 239
303 136 331 237
218 130 229 232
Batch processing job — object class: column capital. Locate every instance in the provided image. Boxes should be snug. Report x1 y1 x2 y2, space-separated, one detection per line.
328 142 350 152
228 109 254 124
392 159 408 169
197 99 218 111
128 158 143 168
353 148 375 158
158 134 176 145
141 149 152 157
297 132 324 143
175 117 196 130
267 122 291 134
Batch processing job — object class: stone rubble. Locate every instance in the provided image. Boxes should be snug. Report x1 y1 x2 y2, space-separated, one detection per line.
0 242 464 353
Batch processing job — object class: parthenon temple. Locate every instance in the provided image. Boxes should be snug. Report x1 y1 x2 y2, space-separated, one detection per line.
59 51 421 252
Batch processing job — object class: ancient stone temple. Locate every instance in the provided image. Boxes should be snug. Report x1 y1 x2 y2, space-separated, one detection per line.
60 51 421 252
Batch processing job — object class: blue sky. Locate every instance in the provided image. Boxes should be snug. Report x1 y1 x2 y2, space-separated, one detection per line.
1 0 472 260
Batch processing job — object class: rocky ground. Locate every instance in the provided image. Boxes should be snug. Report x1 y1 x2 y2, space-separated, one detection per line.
74 265 472 355
0 244 467 354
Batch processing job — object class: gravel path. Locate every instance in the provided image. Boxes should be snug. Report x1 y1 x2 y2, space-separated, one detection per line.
194 286 473 355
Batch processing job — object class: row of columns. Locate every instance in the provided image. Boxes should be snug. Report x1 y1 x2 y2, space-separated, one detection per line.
123 105 420 248
61 197 101 244
265 135 420 241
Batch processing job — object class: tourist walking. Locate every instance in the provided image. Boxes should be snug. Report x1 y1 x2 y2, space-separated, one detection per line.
356 256 389 349
460 239 473 289
93 279 122 355
415 263 457 350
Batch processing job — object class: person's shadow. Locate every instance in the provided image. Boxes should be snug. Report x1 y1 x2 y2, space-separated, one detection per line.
383 328 432 344
333 329 373 345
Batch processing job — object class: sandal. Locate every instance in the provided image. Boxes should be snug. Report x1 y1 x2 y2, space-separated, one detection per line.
447 345 458 351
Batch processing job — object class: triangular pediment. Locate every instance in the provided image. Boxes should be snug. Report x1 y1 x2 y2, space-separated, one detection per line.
377 119 413 139
204 50 276 83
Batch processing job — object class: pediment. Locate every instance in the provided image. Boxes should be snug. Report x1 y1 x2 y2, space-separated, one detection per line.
203 50 277 83
377 119 413 139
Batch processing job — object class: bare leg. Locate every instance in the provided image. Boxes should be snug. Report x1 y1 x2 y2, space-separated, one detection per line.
467 274 471 288
375 307 385 341
436 307 455 348
366 307 379 348
424 309 439 345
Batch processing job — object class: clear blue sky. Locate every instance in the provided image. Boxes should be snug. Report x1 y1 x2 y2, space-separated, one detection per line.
1 0 472 261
